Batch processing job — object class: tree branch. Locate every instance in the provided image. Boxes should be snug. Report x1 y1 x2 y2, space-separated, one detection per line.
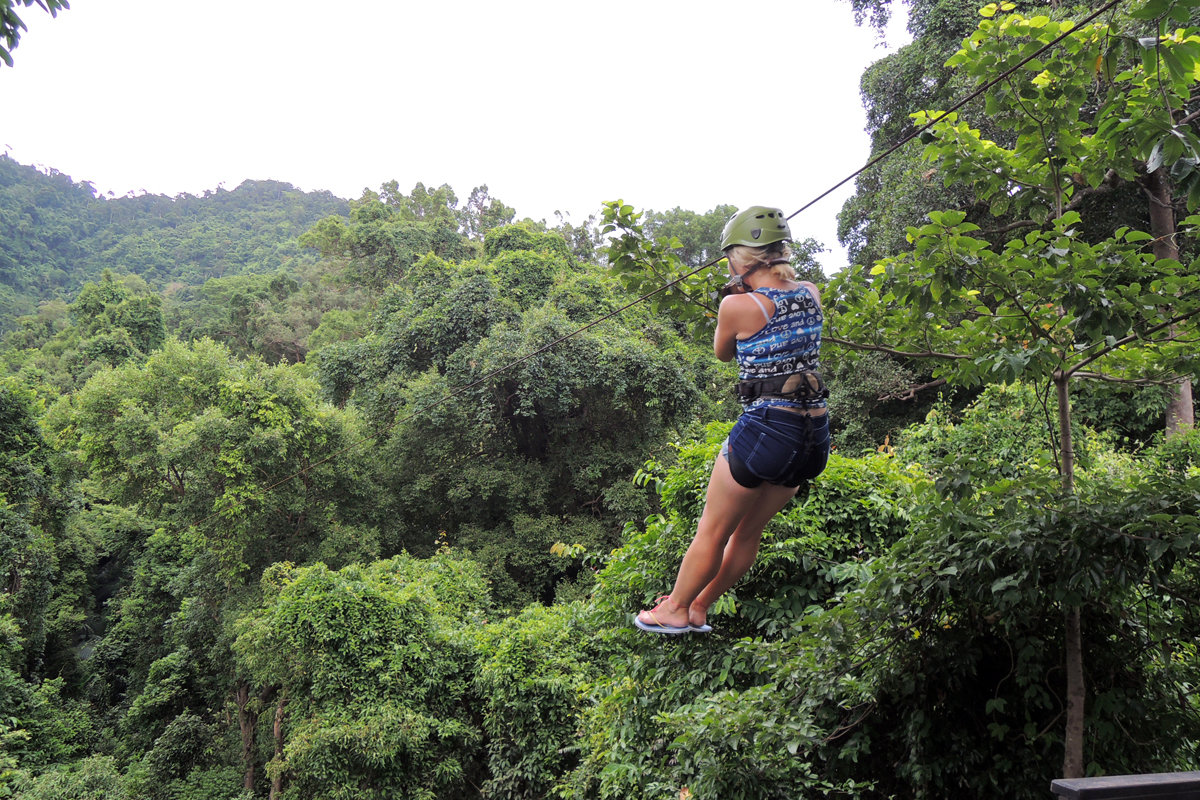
979 219 1040 237
1067 302 1200 377
1179 106 1200 126
825 335 970 360
1070 371 1173 385
960 260 1047 345
878 378 948 401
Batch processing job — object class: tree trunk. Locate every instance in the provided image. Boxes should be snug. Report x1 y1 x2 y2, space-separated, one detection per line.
1144 167 1195 436
1055 374 1075 495
268 691 289 800
1056 374 1085 777
1064 606 1086 778
1166 379 1194 438
235 681 256 792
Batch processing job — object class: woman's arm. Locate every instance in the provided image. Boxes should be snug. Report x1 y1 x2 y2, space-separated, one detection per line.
714 300 739 362
713 293 767 362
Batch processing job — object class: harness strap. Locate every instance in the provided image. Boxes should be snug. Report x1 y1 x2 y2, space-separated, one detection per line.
740 257 792 280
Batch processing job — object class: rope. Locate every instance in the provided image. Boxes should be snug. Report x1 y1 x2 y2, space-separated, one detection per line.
180 0 1127 533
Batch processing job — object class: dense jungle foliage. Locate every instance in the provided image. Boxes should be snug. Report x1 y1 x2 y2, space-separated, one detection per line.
0 154 356 331
4 1 1200 798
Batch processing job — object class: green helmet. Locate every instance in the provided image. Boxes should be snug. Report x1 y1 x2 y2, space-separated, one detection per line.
720 206 791 250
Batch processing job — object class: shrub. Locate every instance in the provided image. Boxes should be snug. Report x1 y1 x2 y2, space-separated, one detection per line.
472 602 596 800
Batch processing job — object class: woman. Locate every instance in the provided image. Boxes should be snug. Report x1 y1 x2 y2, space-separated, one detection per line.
635 206 831 634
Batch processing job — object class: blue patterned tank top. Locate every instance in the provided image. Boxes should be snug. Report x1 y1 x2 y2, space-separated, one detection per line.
734 285 824 411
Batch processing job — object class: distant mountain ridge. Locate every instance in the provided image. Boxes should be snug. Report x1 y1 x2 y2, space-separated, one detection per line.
0 154 349 329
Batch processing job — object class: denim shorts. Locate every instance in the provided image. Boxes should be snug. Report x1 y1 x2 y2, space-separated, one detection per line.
721 406 831 488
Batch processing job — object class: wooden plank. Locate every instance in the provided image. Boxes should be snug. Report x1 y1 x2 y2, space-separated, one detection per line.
1051 772 1200 799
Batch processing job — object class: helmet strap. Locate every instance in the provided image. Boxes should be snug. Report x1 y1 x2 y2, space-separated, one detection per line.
737 257 790 282
720 257 793 298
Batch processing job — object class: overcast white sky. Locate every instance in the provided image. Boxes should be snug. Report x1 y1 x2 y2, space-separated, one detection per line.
3 1 909 270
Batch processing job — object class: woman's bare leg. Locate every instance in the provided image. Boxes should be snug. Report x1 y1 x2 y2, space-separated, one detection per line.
637 456 795 629
688 479 798 626
637 456 759 628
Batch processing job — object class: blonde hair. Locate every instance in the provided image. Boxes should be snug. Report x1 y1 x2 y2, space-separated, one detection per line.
726 241 795 281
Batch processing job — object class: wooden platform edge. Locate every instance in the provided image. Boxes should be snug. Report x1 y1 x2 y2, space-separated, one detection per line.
1051 771 1200 800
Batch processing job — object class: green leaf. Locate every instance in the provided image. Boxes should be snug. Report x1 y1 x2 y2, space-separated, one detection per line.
1170 2 1196 22
1160 47 1187 80
1170 156 1196 181
1188 175 1200 210
1130 0 1170 20
1163 134 1185 164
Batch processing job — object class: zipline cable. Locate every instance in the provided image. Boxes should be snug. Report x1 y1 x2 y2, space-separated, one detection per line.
179 0 1126 533
786 0 1125 223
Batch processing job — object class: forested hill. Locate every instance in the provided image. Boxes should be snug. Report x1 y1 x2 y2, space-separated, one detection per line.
0 154 348 328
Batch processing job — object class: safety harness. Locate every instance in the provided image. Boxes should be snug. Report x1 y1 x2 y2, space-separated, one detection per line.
736 370 829 406
727 266 828 407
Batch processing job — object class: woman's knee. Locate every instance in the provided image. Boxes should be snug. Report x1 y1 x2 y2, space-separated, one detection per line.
693 512 738 549
727 524 764 554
